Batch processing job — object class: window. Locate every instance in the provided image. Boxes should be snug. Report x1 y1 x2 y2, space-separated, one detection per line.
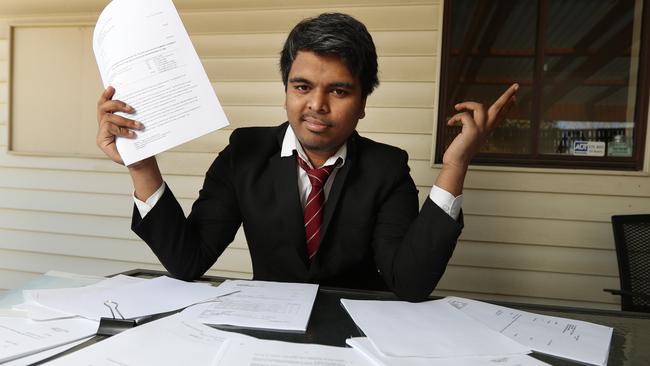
436 0 649 170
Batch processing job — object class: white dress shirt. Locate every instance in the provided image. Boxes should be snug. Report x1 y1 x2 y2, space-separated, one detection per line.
135 126 463 220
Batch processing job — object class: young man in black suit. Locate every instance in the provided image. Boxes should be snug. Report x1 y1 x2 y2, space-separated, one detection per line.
96 13 517 301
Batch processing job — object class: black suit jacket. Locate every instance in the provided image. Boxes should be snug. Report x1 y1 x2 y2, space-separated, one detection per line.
132 123 462 301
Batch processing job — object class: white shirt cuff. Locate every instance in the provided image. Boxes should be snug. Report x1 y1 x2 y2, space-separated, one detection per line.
429 185 463 220
133 182 166 218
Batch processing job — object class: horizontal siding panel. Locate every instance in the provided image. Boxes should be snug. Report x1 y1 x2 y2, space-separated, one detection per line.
0 60 6 81
0 209 248 249
363 132 431 160
0 229 156 263
0 82 7 103
0 151 216 176
0 102 7 124
359 108 434 133
432 289 620 311
0 187 139 217
463 190 650 222
461 215 615 250
0 167 134 195
192 31 437 58
0 39 8 59
465 169 650 198
437 266 619 304
0 229 250 274
0 249 162 276
0 1 437 16
379 56 436 81
449 241 618 277
0 124 6 147
212 247 253 273
203 56 436 82
407 160 650 197
0 167 203 199
0 208 137 240
180 5 438 34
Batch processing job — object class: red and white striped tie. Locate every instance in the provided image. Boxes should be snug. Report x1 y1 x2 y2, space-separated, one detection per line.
297 156 336 260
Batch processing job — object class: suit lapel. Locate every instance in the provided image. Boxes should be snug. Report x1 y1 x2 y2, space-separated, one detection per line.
319 132 356 247
270 125 310 265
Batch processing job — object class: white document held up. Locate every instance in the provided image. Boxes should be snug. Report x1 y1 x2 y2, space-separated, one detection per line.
93 0 229 166
446 297 613 366
181 280 319 332
341 298 531 359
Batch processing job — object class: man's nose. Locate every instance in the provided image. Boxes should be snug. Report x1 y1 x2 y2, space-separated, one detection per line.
308 89 329 113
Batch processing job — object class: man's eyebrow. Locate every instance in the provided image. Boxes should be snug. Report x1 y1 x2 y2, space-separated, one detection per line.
329 82 354 89
288 78 355 89
288 77 312 84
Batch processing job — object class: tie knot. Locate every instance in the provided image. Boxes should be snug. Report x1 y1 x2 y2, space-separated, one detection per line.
297 156 336 189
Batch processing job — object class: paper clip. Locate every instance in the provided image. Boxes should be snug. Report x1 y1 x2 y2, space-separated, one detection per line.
104 300 125 320
98 300 135 336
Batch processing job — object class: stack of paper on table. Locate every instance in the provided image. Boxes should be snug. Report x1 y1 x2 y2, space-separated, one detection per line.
341 298 531 358
445 297 613 366
180 279 319 332
44 314 374 366
0 316 97 364
346 338 550 366
0 271 104 364
21 275 232 321
341 297 613 366
1 274 234 365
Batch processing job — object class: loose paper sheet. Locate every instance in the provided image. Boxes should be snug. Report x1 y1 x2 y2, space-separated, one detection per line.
44 314 246 366
2 337 90 366
346 338 551 366
340 298 530 358
23 276 229 321
181 280 319 332
214 337 373 366
0 316 97 363
93 0 229 165
446 297 613 366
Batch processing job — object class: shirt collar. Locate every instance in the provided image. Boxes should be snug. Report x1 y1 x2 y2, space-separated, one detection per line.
281 124 347 169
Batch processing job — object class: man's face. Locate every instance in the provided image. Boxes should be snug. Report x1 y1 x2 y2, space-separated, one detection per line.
285 51 366 162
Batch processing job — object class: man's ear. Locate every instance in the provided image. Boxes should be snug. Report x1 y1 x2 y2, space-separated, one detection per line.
359 98 367 119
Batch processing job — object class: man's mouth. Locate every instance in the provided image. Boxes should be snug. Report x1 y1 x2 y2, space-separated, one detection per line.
301 115 333 132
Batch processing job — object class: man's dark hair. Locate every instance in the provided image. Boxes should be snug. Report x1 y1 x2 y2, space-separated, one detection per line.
280 12 379 98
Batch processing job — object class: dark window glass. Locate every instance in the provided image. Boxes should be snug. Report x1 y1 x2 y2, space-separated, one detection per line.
436 0 649 170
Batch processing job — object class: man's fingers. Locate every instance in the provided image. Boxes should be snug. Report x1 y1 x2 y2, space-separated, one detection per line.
107 123 137 138
455 101 486 130
487 83 519 121
97 86 115 106
447 111 476 128
102 113 143 130
98 99 135 115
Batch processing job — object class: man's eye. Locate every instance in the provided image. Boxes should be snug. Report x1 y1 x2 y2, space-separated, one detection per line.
295 85 310 92
331 89 348 96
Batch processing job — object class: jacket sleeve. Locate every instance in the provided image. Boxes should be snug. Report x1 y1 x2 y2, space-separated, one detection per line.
372 150 463 302
131 145 242 280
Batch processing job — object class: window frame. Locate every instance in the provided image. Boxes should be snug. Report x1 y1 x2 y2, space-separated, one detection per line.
435 0 650 170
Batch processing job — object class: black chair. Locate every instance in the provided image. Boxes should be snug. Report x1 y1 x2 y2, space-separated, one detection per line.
604 214 650 312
